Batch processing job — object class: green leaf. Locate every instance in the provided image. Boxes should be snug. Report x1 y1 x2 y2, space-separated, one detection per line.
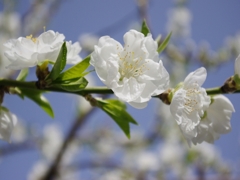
53 77 88 92
97 99 138 139
141 19 150 37
45 42 67 83
16 68 29 81
157 32 172 54
19 88 54 118
0 106 9 112
56 56 91 82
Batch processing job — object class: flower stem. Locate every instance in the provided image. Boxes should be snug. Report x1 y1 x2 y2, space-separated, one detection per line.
0 79 113 95
1 78 240 97
206 87 223 95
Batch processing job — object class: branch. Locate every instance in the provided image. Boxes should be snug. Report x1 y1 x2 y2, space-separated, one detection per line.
0 79 113 95
42 107 97 180
0 79 238 97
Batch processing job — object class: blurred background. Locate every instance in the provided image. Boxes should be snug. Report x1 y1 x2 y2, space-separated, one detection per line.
0 0 240 179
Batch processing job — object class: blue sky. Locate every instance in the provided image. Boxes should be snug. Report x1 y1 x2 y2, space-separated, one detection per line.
1 0 240 179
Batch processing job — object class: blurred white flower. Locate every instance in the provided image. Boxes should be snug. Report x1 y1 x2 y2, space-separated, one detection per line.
191 142 221 165
170 67 211 145
41 124 78 164
167 7 192 38
191 95 235 145
160 141 184 166
0 108 17 142
91 29 169 109
234 54 240 78
28 160 48 180
137 151 160 171
11 120 27 143
99 170 135 180
4 30 82 70
0 13 20 36
41 124 63 161
0 12 21 78
79 33 99 52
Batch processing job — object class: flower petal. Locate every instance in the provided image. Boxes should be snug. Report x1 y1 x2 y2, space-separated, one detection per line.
184 67 207 88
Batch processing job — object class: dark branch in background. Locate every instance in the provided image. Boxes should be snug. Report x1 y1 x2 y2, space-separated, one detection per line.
0 140 36 156
136 0 153 36
42 107 97 180
21 0 63 36
94 9 137 36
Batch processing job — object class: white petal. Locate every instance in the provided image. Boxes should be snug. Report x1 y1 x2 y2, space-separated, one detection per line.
184 67 207 88
90 37 120 87
0 110 17 142
123 30 144 47
128 101 148 109
66 41 82 64
114 77 145 102
207 95 234 134
170 89 185 125
142 34 159 62
37 30 65 46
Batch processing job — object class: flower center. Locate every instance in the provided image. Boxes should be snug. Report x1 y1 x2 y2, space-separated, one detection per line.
117 44 148 80
183 83 201 114
26 34 38 43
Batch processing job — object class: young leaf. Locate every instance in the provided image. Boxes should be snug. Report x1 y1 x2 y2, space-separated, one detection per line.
45 42 67 82
97 99 138 138
141 19 150 37
16 68 29 81
53 77 88 92
19 88 54 118
56 56 91 82
157 32 172 54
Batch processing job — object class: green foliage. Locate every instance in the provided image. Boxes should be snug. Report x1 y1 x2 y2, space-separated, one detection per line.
18 88 54 118
141 19 150 37
157 32 172 54
42 42 90 92
45 42 67 83
97 99 138 139
16 68 29 81
0 106 9 112
53 77 88 92
56 56 90 82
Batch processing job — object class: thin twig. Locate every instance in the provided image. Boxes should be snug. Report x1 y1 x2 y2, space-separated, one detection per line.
42 107 97 180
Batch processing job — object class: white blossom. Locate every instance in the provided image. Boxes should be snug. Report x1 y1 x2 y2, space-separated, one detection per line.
4 30 82 70
41 124 78 164
28 160 48 180
79 33 99 52
0 108 17 142
166 7 192 38
90 29 169 109
191 95 235 145
170 67 211 145
136 151 160 171
0 12 21 78
41 124 63 161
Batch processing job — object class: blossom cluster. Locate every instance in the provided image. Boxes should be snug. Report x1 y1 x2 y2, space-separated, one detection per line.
4 30 82 70
1 29 238 146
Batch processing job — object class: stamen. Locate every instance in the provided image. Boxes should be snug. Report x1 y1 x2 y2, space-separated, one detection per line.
26 34 38 43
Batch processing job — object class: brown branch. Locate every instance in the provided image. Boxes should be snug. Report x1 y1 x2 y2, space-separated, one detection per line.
42 107 97 180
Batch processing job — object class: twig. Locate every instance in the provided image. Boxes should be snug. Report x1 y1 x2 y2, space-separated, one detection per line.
42 107 97 180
